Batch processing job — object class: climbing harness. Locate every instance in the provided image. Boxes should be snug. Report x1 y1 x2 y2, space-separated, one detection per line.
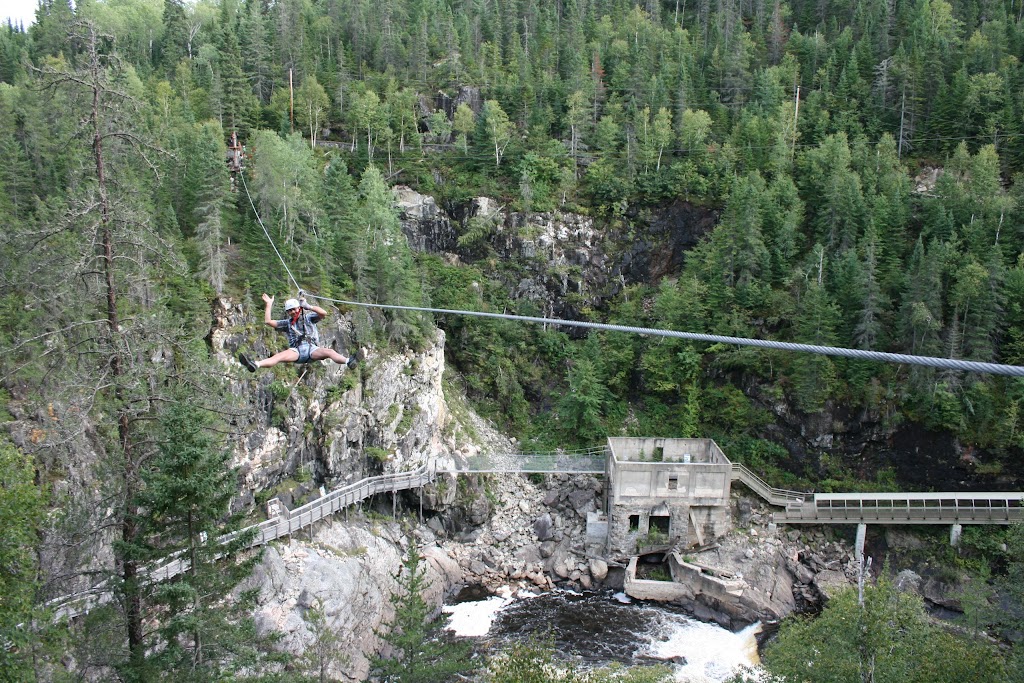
238 168 1024 378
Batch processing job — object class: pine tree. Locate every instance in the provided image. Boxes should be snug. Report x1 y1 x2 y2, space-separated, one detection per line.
131 398 267 680
160 0 189 72
558 352 613 444
372 546 472 683
192 121 231 293
217 2 256 136
790 248 841 413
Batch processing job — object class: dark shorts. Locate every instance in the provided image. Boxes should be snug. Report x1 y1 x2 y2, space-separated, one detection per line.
295 342 317 364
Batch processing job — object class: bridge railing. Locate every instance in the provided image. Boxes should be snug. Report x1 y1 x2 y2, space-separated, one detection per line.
777 493 1024 524
730 463 808 507
443 447 608 474
52 464 435 621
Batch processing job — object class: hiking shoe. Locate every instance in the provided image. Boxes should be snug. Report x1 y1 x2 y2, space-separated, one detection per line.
346 355 358 369
239 353 258 373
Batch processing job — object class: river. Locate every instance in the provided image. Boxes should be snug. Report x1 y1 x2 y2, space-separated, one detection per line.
443 588 762 682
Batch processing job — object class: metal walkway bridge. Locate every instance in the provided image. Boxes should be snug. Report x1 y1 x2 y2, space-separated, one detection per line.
52 450 604 620
729 463 1024 525
52 450 1024 620
441 447 607 474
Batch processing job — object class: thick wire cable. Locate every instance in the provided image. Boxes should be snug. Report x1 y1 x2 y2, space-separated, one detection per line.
238 165 1024 378
302 294 1024 377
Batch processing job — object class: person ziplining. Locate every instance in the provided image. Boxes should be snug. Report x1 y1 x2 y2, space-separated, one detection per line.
239 292 358 372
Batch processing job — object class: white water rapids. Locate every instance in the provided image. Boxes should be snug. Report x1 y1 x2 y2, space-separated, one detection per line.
443 589 762 682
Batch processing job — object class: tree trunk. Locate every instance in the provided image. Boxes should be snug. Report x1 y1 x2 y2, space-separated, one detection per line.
87 25 143 663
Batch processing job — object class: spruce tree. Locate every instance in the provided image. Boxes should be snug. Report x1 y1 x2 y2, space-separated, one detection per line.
130 398 266 680
372 546 472 683
0 441 47 679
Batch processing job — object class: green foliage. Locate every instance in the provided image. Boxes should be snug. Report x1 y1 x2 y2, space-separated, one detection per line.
486 635 573 683
298 597 348 683
372 546 472 683
0 440 46 678
123 397 270 681
762 581 1006 683
366 447 391 463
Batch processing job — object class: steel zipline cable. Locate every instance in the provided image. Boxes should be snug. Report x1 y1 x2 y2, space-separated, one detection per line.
238 170 1024 378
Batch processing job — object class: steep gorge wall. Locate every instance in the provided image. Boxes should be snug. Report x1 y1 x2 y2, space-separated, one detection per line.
395 187 1024 490
208 296 471 508
394 187 718 320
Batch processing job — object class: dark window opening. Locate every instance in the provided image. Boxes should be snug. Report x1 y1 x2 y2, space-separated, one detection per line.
629 515 641 532
668 475 678 491
650 515 670 534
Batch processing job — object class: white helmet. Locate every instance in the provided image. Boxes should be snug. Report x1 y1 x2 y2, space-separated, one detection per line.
284 298 300 311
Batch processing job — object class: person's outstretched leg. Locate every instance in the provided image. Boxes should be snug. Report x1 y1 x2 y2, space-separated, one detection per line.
240 348 299 372
309 347 354 366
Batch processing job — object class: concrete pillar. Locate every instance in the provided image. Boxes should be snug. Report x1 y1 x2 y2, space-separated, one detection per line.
855 523 867 562
950 523 963 547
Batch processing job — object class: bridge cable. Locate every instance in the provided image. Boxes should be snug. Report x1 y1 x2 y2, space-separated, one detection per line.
238 169 1024 378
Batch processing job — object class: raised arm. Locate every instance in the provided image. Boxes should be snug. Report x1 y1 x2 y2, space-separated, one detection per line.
301 297 328 319
262 293 279 328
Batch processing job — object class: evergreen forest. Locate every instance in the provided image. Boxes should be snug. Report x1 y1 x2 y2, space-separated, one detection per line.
3 0 1024 679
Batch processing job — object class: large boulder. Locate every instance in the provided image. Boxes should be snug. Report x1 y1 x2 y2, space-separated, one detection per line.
534 513 554 541
243 522 462 681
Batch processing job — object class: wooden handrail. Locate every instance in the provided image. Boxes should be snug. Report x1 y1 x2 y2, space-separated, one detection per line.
52 465 436 620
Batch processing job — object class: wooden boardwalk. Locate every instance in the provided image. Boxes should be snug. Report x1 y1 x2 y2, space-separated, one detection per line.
52 454 1024 620
53 465 436 621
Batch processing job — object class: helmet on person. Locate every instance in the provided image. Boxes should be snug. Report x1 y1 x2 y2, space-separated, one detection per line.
284 298 300 311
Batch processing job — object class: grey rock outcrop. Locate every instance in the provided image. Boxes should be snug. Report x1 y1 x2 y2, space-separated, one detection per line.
394 186 457 253
209 297 468 508
244 522 461 682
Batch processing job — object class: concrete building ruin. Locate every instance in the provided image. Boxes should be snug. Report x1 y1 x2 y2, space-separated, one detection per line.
598 437 733 557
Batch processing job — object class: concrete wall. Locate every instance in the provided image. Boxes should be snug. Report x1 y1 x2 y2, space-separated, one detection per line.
607 501 691 556
609 461 731 505
608 437 727 464
607 437 731 507
622 554 746 604
668 553 745 601
623 557 695 601
604 437 733 556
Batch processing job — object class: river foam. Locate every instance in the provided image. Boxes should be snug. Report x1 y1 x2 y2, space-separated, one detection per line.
644 617 762 682
442 594 513 637
443 588 762 682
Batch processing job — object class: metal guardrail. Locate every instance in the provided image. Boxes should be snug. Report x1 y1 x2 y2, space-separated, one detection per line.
730 463 808 507
52 465 436 621
775 493 1024 525
728 464 1024 525
442 447 609 474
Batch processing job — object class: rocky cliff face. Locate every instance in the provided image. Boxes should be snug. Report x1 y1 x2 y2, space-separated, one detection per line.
244 521 462 682
395 186 718 321
395 186 1024 489
209 296 470 509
